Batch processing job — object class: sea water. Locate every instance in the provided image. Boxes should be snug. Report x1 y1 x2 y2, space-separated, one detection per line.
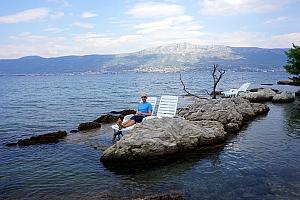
0 71 299 199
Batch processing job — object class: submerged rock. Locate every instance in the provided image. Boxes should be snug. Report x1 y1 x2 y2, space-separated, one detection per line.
272 92 295 103
6 131 67 146
78 122 101 131
101 117 226 163
132 192 185 200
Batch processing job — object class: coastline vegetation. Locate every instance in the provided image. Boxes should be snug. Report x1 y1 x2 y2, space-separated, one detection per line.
284 43 300 84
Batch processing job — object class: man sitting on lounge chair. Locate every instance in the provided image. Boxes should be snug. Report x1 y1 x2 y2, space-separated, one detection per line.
117 92 152 130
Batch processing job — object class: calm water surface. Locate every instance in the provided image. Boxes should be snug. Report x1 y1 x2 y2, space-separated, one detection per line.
0 71 299 199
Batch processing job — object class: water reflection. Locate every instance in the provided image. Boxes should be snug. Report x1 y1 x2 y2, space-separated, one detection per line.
283 97 300 138
102 144 225 176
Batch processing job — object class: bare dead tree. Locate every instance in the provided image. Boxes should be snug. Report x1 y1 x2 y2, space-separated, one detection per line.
180 64 225 99
211 64 226 99
180 73 209 99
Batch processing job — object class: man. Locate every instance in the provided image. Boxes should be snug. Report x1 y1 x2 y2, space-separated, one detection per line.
117 93 152 129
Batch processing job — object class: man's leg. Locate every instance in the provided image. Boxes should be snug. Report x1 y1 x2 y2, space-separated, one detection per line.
121 119 136 128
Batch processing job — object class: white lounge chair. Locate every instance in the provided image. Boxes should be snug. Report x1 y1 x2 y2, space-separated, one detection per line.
156 95 179 117
221 82 251 97
111 97 157 139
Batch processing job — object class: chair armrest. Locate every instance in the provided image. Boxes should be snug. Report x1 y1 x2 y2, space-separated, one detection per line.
123 114 134 122
143 116 156 121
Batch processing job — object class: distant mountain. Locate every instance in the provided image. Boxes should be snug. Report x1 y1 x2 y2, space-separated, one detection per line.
0 43 288 74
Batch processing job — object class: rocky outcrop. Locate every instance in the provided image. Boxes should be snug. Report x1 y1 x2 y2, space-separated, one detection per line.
93 110 136 124
78 122 101 131
101 117 226 163
178 98 269 133
277 80 293 85
240 88 296 103
272 92 295 103
251 103 270 115
240 88 277 102
101 98 269 164
277 80 300 86
94 114 119 123
6 131 67 146
110 109 136 116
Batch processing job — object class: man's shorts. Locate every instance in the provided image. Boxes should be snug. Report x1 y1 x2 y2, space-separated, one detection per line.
130 115 145 123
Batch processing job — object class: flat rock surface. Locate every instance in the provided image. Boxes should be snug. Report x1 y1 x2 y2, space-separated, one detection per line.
178 98 269 133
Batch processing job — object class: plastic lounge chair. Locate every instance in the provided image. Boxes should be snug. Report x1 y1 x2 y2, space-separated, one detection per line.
221 82 251 97
156 95 179 117
111 97 157 139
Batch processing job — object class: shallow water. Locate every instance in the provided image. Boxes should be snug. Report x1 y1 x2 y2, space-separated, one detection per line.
0 71 299 199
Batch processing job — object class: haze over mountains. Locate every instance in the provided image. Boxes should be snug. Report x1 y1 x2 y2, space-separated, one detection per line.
0 43 288 74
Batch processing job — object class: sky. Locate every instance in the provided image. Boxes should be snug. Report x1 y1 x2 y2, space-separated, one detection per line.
0 0 300 59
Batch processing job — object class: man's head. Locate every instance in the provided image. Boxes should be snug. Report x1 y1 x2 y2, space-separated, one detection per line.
140 92 148 102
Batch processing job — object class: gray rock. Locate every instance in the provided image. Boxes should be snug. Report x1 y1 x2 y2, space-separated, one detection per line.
251 103 270 115
5 131 67 146
78 121 101 131
277 80 293 85
272 92 295 103
94 114 119 123
240 88 277 102
101 117 226 162
295 90 300 97
177 98 268 133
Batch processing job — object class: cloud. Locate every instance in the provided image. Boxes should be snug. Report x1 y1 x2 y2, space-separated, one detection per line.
127 2 184 18
2 30 299 59
270 32 300 47
264 16 289 24
205 31 300 48
199 0 287 16
210 31 266 47
72 33 145 53
43 27 65 33
50 11 64 19
81 12 98 18
0 8 49 24
72 22 95 29
133 15 205 45
9 32 65 43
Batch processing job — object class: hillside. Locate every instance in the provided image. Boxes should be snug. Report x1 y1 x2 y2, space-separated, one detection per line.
0 43 288 74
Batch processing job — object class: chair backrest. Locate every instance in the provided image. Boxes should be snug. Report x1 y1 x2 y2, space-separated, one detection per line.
140 97 157 116
157 95 178 117
238 82 251 92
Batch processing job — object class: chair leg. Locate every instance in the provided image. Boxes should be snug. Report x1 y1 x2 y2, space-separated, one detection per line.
113 130 123 141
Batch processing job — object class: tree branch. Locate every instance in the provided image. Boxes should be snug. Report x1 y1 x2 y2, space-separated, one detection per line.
180 73 208 99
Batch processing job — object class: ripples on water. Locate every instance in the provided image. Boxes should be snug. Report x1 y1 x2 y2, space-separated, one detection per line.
0 71 300 199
